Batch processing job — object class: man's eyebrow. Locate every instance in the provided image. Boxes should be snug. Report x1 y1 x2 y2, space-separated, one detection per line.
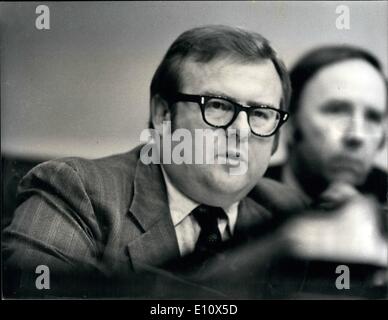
320 99 387 117
320 99 353 109
201 90 276 108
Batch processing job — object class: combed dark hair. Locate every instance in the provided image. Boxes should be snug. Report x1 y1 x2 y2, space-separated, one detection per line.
149 25 291 128
289 45 386 114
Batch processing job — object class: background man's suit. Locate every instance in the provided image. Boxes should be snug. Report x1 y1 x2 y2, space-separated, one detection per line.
265 164 387 204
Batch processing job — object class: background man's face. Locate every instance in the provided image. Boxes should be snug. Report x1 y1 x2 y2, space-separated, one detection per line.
292 59 387 186
162 58 282 207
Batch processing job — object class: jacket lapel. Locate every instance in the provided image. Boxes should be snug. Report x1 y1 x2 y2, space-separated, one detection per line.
127 160 180 271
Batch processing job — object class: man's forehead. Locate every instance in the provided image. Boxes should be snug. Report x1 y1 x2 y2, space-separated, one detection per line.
179 57 283 106
302 59 387 112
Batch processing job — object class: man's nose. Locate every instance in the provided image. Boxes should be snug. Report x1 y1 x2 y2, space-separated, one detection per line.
227 111 251 140
342 115 366 150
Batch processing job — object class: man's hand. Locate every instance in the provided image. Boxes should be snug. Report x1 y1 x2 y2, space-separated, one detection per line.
282 182 387 267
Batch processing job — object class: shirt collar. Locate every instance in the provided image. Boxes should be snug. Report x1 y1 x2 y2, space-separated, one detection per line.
161 166 198 226
160 166 239 233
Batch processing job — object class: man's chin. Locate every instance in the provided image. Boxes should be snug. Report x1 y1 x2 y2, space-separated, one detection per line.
207 169 251 195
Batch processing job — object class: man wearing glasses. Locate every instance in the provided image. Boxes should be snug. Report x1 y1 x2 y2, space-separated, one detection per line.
3 25 304 297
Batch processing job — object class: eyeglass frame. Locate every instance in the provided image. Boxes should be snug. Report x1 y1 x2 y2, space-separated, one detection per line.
168 92 289 137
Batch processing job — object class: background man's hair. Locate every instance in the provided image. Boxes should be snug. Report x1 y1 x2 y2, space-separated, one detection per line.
149 24 291 128
289 45 387 115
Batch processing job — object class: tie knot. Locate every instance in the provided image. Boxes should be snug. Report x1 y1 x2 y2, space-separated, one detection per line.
192 204 226 230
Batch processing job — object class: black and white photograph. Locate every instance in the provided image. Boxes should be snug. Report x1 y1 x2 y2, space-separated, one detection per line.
1 1 387 302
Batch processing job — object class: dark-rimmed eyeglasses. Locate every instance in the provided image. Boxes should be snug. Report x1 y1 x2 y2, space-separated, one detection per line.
169 92 289 137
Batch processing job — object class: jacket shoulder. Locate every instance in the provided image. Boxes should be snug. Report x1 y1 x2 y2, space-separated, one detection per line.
19 145 143 201
6 146 144 275
361 167 387 204
249 177 309 218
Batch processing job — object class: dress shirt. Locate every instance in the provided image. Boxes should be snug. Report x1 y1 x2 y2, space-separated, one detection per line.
161 167 239 256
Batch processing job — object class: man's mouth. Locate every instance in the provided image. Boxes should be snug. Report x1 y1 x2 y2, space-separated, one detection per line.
329 156 365 176
217 150 246 166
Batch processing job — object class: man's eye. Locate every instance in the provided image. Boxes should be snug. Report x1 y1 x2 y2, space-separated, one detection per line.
366 110 383 124
320 101 352 115
207 100 233 111
209 102 223 109
251 109 270 120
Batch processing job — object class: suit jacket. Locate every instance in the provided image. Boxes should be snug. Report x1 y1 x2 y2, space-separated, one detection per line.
265 164 387 204
3 145 307 297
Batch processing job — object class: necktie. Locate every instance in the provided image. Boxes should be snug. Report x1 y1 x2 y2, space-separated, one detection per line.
192 204 226 257
162 204 227 273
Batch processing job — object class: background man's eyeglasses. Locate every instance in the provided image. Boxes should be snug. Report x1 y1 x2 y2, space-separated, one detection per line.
169 92 289 137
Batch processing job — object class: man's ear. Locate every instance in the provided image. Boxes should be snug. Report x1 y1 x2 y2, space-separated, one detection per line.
271 133 279 155
271 121 291 155
151 94 172 134
377 114 387 149
284 117 304 148
378 133 386 150
272 119 303 155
